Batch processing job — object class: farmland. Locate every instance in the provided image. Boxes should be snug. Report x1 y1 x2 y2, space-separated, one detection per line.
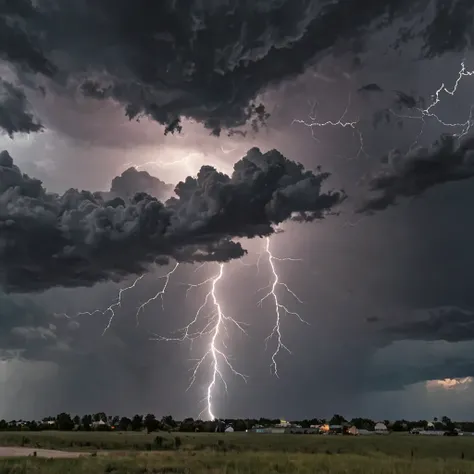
1 430 474 472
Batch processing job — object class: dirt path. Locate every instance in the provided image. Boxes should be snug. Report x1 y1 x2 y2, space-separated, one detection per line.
0 447 87 458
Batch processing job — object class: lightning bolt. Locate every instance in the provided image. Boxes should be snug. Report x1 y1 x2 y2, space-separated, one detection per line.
152 263 248 420
292 94 368 160
390 61 474 147
55 263 181 335
135 262 180 326
257 237 308 377
122 152 201 171
55 275 144 335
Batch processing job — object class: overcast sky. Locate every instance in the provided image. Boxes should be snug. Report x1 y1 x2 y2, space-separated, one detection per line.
1 0 474 422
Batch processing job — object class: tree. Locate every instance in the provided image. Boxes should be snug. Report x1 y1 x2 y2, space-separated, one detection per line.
131 415 143 431
56 413 74 431
329 414 346 425
441 416 455 431
93 412 106 423
179 418 195 432
118 417 132 431
81 415 92 431
144 414 160 434
161 415 177 429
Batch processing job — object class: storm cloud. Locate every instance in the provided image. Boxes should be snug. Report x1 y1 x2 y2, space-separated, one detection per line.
107 167 173 201
0 80 43 137
0 292 77 361
387 306 474 343
358 134 474 213
0 147 343 293
1 0 473 136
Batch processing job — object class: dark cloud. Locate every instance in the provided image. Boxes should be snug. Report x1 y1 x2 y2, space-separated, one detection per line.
106 167 173 201
358 134 474 213
358 83 384 93
387 307 474 343
0 147 343 293
0 80 43 137
0 293 76 361
367 337 474 392
1 0 472 136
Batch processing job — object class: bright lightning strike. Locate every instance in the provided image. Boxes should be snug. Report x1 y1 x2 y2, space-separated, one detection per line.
152 263 248 420
390 61 474 146
135 262 180 326
257 237 308 377
55 263 181 335
55 275 144 335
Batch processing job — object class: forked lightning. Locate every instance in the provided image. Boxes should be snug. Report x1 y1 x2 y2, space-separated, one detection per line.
257 237 307 377
152 263 248 420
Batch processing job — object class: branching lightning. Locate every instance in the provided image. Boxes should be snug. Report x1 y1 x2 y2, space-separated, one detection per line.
292 95 368 159
389 61 474 146
135 263 180 326
55 275 144 335
152 263 248 420
56 263 181 335
256 237 307 377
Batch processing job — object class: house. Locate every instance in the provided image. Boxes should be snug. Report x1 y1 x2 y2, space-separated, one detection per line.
374 422 389 434
225 425 234 433
348 426 372 436
91 420 108 430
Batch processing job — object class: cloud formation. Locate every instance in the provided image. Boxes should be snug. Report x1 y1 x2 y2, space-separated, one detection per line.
0 147 343 293
387 306 474 343
358 134 474 213
1 0 472 136
0 293 76 361
107 167 173 201
0 80 43 137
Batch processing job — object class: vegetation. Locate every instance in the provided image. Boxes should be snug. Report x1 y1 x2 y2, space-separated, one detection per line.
1 434 474 472
2 414 474 472
2 451 474 474
1 412 468 433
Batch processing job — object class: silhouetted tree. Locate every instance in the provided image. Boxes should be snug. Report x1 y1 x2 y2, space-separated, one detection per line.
118 417 132 431
144 414 160 434
161 415 177 429
56 413 74 431
329 414 347 425
131 415 143 431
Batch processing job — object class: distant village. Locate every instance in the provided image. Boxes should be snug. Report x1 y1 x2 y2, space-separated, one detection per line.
0 414 473 436
244 419 470 436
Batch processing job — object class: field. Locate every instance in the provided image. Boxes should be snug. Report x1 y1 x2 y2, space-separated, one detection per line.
1 430 474 473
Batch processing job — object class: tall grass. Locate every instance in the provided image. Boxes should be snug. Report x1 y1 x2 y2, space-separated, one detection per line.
2 432 474 472
1 451 474 474
0 431 473 460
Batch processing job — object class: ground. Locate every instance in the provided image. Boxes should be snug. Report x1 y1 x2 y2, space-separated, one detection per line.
0 430 473 472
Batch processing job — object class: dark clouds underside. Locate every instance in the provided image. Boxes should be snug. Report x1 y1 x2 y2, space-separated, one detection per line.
1 0 473 138
358 135 474 213
0 147 344 293
0 79 43 137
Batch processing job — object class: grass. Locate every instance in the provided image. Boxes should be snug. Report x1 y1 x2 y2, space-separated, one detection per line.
1 451 474 473
2 431 474 472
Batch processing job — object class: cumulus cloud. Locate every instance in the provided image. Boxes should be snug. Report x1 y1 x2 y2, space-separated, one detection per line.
358 134 474 213
0 80 43 137
1 0 472 136
0 147 344 293
106 167 173 201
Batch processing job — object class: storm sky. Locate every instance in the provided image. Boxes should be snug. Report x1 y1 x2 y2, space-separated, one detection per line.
2 0 474 422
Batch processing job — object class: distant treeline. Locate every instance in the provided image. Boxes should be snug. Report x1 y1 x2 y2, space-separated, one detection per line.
1 414 473 434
